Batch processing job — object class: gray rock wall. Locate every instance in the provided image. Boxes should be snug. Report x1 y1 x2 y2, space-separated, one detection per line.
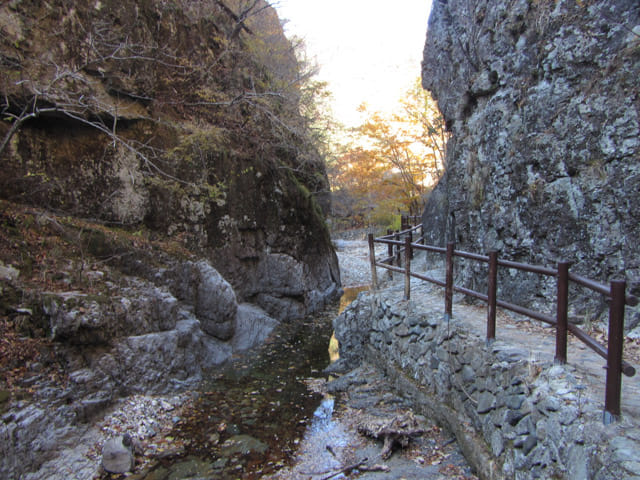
1 259 279 479
334 291 640 479
421 0 640 325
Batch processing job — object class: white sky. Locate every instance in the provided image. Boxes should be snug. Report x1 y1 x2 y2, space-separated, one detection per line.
273 1 432 128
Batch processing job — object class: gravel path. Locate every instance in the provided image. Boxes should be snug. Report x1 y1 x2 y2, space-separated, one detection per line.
332 234 640 480
334 239 384 288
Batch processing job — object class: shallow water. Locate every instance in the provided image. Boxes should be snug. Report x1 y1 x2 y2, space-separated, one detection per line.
135 294 351 479
339 285 369 311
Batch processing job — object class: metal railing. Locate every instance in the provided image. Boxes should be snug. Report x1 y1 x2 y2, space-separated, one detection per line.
367 224 638 423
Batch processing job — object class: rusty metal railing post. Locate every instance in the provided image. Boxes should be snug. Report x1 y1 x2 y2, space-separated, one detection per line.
604 279 626 423
555 262 570 364
404 236 411 300
487 251 498 342
445 242 454 318
368 233 378 291
386 229 394 280
409 229 414 259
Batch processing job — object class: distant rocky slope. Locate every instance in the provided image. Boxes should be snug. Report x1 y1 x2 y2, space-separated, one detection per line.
422 0 640 325
0 1 339 477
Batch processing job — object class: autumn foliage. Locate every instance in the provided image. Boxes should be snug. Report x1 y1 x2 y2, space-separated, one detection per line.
328 79 448 231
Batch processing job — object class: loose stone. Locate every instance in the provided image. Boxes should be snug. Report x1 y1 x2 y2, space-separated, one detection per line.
101 436 134 474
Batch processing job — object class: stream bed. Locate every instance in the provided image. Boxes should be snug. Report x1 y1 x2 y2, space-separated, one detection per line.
122 285 475 480
130 294 346 479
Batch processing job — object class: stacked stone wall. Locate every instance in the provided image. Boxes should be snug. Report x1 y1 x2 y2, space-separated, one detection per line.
334 290 640 479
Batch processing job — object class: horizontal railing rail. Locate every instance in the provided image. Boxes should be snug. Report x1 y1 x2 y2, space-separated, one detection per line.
367 223 638 424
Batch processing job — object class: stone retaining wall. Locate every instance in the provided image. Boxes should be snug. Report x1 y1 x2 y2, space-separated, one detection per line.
333 290 640 479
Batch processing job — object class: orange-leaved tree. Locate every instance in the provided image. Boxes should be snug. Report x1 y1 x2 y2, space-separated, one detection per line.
398 78 448 180
328 146 400 228
328 79 447 230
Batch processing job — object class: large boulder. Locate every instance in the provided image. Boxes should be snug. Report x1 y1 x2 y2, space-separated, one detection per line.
233 303 279 352
194 262 238 340
163 260 238 340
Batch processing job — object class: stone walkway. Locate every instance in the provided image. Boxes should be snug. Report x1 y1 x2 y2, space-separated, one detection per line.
381 270 640 426
336 236 640 423
334 235 640 477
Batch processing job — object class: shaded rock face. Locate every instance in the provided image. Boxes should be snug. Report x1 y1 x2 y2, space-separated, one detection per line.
0 0 340 320
0 256 278 479
172 261 238 340
233 303 279 352
0 2 340 477
422 0 640 321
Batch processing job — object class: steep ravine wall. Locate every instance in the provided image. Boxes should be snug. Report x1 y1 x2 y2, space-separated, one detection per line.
334 290 640 480
0 1 340 477
421 0 640 326
0 0 341 322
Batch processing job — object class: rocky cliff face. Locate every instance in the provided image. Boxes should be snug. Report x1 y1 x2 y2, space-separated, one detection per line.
0 0 339 322
422 0 640 325
0 1 339 477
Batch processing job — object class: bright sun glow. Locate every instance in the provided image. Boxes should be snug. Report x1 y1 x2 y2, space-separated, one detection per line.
273 0 433 128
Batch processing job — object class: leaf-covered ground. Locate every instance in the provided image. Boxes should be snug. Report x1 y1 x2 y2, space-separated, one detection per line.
0 199 194 407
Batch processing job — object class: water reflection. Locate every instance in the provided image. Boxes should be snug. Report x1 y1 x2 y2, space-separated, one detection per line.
329 333 340 363
330 286 370 364
312 396 334 429
287 394 351 478
339 285 370 313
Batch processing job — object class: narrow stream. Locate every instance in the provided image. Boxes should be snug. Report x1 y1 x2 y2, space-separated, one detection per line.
138 287 367 479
